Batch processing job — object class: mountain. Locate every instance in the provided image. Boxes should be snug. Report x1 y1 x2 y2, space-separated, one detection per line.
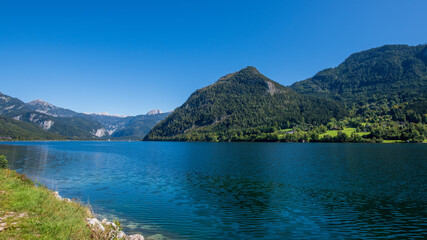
291 44 427 112
24 98 171 139
0 93 106 139
0 92 31 115
79 113 133 136
147 109 163 115
11 110 106 139
27 100 134 136
1 92 170 140
111 112 170 139
27 99 171 139
145 67 346 141
78 111 170 139
0 115 64 140
27 99 78 117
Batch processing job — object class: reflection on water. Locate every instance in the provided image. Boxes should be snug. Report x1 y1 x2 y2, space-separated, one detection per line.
0 142 426 239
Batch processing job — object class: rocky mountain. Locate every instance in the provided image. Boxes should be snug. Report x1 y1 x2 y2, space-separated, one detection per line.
27 99 78 117
0 92 170 140
0 93 106 139
26 98 170 138
79 113 133 136
147 109 162 115
111 112 170 139
145 66 346 141
27 100 132 136
0 92 31 115
79 111 170 139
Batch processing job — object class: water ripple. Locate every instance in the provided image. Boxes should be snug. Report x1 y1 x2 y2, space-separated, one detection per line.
0 142 426 239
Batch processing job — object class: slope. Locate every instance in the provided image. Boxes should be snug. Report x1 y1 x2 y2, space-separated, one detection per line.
27 99 78 117
0 115 64 140
0 93 106 139
145 67 346 141
291 44 427 111
112 112 170 139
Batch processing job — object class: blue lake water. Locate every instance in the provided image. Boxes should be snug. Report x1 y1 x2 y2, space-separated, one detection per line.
0 142 426 239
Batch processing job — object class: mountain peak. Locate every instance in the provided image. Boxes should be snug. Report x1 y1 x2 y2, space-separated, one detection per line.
145 67 345 141
30 99 46 103
240 66 260 74
147 109 162 115
27 99 77 117
218 66 262 82
85 112 130 118
28 99 53 107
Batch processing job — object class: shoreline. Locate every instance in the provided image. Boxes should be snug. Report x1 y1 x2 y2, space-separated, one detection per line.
0 139 426 143
0 168 144 239
53 191 145 240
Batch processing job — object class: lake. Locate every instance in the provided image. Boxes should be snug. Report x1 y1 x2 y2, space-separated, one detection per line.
0 142 426 239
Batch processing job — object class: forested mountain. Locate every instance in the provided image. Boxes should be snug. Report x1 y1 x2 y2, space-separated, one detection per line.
0 115 64 140
291 44 427 112
145 67 346 141
146 45 426 142
285 44 426 143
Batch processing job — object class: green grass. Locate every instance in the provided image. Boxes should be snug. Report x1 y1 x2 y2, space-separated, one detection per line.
319 128 370 138
383 139 427 143
0 169 92 239
277 128 293 133
276 127 371 140
275 127 427 143
383 140 406 143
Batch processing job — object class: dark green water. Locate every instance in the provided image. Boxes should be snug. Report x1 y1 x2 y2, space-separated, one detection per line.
0 142 426 239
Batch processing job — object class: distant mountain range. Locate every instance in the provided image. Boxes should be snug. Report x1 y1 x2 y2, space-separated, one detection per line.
0 93 170 140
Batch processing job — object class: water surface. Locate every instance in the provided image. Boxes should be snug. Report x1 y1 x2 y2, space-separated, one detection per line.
0 142 426 239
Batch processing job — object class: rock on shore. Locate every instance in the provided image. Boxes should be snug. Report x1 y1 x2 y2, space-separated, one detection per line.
85 217 144 240
54 191 144 240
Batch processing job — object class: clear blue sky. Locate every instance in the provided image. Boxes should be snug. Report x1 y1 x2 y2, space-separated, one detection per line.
1 0 426 116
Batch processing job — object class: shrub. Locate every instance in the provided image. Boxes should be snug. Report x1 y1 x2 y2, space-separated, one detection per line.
0 155 7 169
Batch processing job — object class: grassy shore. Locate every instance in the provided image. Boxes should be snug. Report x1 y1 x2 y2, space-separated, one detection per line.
0 168 93 239
318 128 370 138
276 127 426 143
